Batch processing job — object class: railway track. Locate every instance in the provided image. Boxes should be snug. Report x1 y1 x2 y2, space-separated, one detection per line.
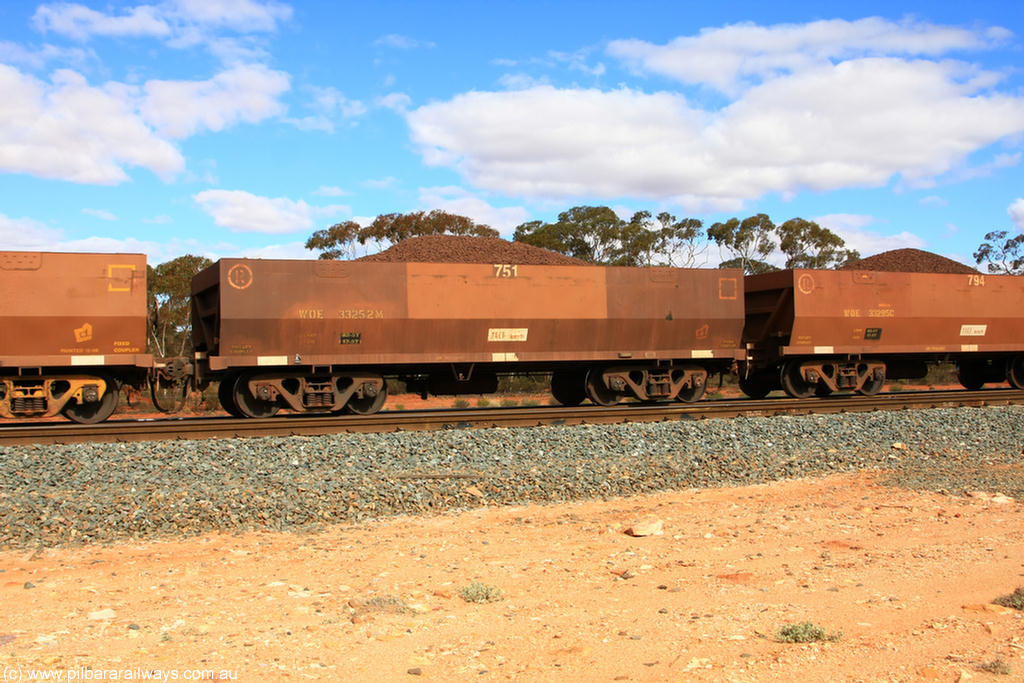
2 388 1023 446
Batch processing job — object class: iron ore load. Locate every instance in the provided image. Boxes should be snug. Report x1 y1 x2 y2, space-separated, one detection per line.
190 258 746 417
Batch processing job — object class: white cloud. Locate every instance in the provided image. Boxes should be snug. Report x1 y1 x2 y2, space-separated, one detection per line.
0 61 290 184
193 189 348 234
237 241 317 259
0 64 184 184
919 195 948 207
418 186 530 237
285 86 366 133
374 34 434 50
363 176 398 190
141 63 290 138
82 208 117 221
376 92 412 112
1009 198 1024 231
144 214 174 224
33 3 171 40
608 17 1008 95
33 0 290 41
408 55 1024 209
814 213 926 256
312 185 350 197
0 40 94 69
0 214 63 249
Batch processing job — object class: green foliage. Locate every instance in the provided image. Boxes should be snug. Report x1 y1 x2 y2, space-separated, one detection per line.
993 586 1024 611
147 254 213 357
513 206 709 267
476 397 492 407
974 230 1024 275
306 210 497 259
718 257 778 274
459 582 503 603
452 398 470 409
775 622 842 643
707 214 777 274
776 218 859 269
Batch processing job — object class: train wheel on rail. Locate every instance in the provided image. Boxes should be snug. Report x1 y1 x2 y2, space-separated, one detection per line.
232 373 280 418
550 371 586 406
62 375 119 424
1008 355 1024 390
675 378 706 403
585 369 623 406
957 361 986 390
780 361 814 399
738 371 773 399
857 368 886 396
217 372 246 418
346 379 388 415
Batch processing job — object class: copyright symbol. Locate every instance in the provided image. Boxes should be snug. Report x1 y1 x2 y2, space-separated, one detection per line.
3 668 22 682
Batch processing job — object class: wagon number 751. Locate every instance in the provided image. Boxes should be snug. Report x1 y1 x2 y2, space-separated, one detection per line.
493 264 519 278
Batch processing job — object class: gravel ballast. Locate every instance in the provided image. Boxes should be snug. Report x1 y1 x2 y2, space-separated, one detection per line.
1 405 1022 549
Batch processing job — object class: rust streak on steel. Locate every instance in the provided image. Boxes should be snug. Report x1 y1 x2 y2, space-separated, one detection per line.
2 389 1023 446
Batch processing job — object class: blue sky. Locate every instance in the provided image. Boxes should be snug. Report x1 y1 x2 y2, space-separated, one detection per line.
1 0 1023 266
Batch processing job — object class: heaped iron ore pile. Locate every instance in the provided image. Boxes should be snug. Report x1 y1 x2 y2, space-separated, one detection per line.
1 406 1023 548
844 248 978 274
358 235 588 266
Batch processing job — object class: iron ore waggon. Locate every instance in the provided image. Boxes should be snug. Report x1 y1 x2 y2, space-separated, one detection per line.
740 268 1024 398
0 251 151 423
190 259 746 417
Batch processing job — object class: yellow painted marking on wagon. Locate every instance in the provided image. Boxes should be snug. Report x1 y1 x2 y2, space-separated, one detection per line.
492 352 520 362
691 350 714 359
257 355 288 366
813 346 834 354
960 324 987 337
107 264 136 292
71 355 105 365
488 328 528 342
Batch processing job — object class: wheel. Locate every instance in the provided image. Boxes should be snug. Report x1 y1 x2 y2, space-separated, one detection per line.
675 378 706 403
550 371 586 406
585 369 622 406
780 362 814 398
217 373 246 417
1007 355 1024 390
813 383 833 397
738 371 773 399
857 367 885 396
62 376 119 424
151 375 187 413
346 379 387 415
957 361 986 390
232 373 280 418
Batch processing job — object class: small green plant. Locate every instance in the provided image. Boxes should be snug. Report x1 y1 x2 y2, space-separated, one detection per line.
500 397 518 407
521 398 539 407
459 582 503 603
476 397 491 407
394 403 405 411
775 622 842 643
978 657 1012 675
453 398 470 409
993 586 1024 611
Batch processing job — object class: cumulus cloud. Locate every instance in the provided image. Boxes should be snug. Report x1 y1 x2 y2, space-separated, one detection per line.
141 63 289 138
284 85 366 133
0 62 290 184
1009 198 1024 231
33 0 290 41
408 33 1024 210
608 17 1009 95
193 189 348 234
418 186 531 236
0 64 184 184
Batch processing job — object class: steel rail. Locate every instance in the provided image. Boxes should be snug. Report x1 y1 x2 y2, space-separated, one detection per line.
1 389 1022 446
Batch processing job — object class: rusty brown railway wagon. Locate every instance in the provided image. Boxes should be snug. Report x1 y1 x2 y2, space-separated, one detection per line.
0 251 152 422
741 269 1024 398
191 259 746 417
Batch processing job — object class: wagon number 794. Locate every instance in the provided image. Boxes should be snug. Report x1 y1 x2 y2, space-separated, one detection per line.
967 274 986 287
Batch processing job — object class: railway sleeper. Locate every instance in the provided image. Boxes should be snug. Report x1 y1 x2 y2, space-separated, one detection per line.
240 372 385 414
0 376 111 419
